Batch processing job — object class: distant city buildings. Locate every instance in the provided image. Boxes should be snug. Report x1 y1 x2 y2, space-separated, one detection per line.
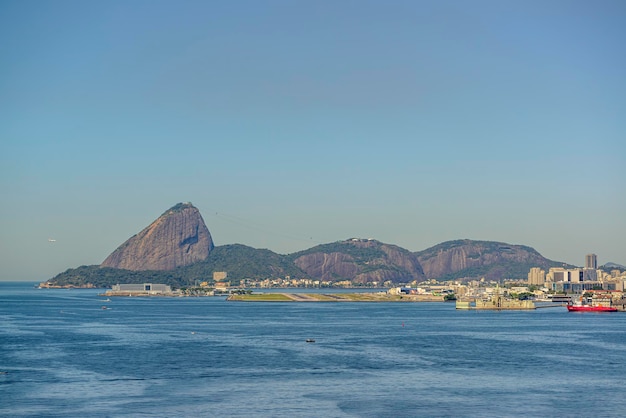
527 267 546 285
528 254 626 293
586 254 597 269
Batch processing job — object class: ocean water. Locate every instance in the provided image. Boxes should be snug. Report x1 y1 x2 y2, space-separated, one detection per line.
2 282 626 417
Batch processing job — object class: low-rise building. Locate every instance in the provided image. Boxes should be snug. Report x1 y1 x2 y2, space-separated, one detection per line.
109 283 173 295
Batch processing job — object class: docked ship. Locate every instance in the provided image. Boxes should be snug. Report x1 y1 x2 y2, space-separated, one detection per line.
567 293 618 312
566 304 617 312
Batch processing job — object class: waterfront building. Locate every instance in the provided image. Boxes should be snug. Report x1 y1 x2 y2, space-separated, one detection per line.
543 263 599 294
530 252 625 294
550 281 597 293
473 286 535 310
214 282 230 291
110 283 172 294
547 267 583 283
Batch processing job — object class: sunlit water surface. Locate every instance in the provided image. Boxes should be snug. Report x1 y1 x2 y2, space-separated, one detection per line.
2 282 626 417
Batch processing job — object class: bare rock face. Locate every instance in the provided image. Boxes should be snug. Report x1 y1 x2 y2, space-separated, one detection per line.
416 239 557 280
101 203 214 271
293 239 425 284
294 252 360 281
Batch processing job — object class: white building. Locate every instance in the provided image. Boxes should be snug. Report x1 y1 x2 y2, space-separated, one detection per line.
111 283 172 294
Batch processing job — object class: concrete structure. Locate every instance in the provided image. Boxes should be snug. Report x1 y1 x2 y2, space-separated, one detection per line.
586 254 598 269
213 271 227 281
547 267 583 283
527 267 545 285
455 301 471 309
110 283 172 295
551 281 597 293
460 287 535 310
583 268 598 282
535 254 626 294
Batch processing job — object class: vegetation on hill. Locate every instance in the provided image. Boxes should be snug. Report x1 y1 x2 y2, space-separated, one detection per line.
48 244 306 288
48 265 186 288
600 263 626 273
47 238 578 288
183 244 305 281
286 239 424 283
415 239 544 262
286 240 387 262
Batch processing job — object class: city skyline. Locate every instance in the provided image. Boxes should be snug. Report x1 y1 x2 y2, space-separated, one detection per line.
1 0 625 281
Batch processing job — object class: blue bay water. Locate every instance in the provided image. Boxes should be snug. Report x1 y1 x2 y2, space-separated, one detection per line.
2 282 626 417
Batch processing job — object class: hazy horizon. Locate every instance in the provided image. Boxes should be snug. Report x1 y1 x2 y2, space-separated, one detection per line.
1 0 624 281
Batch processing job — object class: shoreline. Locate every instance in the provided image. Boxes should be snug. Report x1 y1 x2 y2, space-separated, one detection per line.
226 293 446 302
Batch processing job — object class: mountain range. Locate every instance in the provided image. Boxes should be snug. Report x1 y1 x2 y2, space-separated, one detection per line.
49 202 572 288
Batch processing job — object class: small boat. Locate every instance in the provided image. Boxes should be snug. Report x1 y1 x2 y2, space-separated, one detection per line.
567 304 617 312
305 339 316 343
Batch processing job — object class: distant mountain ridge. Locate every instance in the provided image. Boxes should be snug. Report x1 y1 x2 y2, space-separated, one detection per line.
47 203 581 288
601 262 626 270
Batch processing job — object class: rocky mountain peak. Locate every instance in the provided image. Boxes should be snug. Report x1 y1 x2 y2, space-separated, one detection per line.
415 239 559 280
291 238 425 284
101 202 214 271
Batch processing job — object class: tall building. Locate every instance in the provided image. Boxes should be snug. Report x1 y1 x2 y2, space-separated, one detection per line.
585 254 597 269
528 267 546 286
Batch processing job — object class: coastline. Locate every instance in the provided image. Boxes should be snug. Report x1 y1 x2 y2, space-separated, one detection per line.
226 293 446 302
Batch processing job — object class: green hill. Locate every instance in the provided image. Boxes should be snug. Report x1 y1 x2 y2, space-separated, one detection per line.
47 244 305 288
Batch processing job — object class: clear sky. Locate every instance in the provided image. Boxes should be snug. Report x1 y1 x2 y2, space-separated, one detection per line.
1 0 624 281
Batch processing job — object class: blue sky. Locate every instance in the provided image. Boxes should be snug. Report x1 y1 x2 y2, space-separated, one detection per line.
1 0 624 281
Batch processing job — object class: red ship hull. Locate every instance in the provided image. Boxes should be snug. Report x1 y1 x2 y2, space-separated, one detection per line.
567 305 617 312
